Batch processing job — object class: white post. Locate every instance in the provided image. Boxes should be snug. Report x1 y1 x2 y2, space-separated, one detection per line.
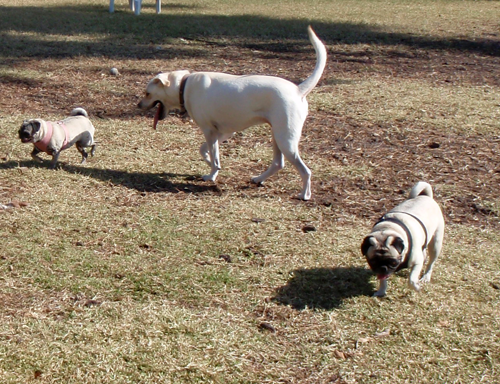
111 0 156 16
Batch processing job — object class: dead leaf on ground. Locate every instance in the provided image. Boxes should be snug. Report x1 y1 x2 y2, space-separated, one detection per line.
438 320 451 328
0 201 29 209
333 350 346 359
355 337 373 349
302 225 317 233
219 254 232 263
333 349 363 359
374 328 391 338
258 322 276 333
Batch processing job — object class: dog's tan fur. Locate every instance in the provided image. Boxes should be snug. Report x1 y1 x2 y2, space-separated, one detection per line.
361 182 445 296
18 108 96 169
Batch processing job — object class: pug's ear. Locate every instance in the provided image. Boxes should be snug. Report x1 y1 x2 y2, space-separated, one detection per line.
361 236 376 256
392 237 405 254
32 120 41 133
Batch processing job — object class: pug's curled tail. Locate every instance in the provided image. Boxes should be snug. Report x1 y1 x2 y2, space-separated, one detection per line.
71 107 89 118
409 181 433 199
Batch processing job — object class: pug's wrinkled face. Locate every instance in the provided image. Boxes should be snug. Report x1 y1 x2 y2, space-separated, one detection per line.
361 234 405 280
18 120 41 143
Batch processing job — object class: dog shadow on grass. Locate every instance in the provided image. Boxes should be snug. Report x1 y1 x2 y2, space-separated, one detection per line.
83 166 220 195
66 164 223 195
0 160 220 195
272 267 374 310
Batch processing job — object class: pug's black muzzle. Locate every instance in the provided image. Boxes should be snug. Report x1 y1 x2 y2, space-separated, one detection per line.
19 129 33 143
367 252 402 276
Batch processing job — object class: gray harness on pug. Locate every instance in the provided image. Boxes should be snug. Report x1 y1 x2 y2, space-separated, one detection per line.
377 211 429 252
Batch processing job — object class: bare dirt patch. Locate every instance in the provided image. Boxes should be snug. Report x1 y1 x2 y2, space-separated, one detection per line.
1 43 499 228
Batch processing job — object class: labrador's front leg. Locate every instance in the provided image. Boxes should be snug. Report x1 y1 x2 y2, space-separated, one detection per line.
201 131 221 182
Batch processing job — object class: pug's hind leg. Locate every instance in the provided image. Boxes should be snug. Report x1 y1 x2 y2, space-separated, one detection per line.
408 258 425 291
49 152 61 169
76 144 88 164
420 234 443 285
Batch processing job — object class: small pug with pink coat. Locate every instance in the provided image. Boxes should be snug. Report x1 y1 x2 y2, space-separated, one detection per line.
18 108 96 169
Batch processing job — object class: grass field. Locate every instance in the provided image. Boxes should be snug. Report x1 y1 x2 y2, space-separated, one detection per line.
0 0 499 383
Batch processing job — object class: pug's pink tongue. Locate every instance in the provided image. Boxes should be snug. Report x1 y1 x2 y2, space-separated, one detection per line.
377 274 389 280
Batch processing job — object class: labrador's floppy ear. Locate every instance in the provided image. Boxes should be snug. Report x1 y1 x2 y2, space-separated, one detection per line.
153 77 169 87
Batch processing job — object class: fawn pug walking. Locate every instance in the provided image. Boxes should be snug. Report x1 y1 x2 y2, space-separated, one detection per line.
361 182 445 297
19 108 96 168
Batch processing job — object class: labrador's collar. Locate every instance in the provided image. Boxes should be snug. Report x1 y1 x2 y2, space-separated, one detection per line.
178 74 190 116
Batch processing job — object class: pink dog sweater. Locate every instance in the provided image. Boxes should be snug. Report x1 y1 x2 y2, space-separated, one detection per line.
34 121 69 154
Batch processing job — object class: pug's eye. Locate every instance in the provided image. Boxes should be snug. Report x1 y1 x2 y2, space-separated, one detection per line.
145 92 150 97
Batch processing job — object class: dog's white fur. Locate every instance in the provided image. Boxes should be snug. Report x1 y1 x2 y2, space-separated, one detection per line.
138 26 327 200
362 182 445 297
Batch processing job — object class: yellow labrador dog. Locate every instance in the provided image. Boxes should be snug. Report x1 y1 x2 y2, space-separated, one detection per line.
138 26 327 200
